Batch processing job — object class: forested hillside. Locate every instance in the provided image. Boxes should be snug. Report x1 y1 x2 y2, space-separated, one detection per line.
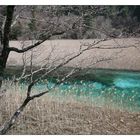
0 6 140 40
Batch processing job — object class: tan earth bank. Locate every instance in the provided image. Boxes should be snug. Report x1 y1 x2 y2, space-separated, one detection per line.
7 38 140 70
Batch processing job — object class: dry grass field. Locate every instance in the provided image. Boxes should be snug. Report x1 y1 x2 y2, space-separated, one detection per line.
8 38 140 70
1 82 140 135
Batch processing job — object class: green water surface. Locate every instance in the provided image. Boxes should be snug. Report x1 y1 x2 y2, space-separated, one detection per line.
5 68 140 112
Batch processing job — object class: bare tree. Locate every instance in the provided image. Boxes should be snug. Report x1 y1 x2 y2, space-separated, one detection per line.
0 38 113 134
1 35 139 134
0 5 139 134
0 6 70 89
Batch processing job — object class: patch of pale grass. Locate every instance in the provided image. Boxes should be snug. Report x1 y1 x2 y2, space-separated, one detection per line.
1 81 140 135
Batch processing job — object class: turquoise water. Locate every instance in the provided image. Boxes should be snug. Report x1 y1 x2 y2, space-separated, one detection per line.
17 70 140 111
17 69 140 112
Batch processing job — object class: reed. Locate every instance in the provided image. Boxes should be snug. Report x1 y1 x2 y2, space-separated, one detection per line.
0 80 140 135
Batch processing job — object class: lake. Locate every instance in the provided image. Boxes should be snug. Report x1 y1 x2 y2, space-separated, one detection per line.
4 68 140 112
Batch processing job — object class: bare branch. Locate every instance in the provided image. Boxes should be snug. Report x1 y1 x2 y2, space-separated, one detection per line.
8 31 65 53
0 35 128 134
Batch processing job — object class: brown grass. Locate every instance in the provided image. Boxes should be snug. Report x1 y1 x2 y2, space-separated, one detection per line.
1 83 140 135
8 38 140 70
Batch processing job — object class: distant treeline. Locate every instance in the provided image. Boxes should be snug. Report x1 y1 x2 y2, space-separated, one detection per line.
0 6 140 40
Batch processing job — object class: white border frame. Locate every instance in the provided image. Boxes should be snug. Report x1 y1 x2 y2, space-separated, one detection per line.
0 0 140 5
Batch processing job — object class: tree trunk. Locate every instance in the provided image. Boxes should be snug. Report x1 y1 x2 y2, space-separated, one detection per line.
0 97 31 135
0 49 10 88
0 68 3 88
0 6 15 89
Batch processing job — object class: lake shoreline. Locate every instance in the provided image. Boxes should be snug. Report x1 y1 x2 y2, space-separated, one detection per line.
6 65 140 74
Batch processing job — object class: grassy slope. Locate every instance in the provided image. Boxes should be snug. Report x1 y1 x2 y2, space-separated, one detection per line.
1 83 140 135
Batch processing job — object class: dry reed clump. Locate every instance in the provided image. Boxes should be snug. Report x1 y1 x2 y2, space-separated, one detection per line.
0 83 140 135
